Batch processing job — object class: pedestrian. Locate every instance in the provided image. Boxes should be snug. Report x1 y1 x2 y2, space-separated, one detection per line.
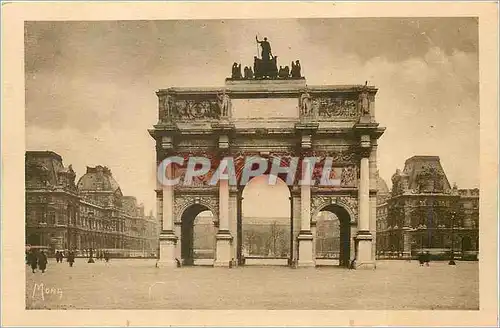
28 250 38 273
88 249 95 263
38 251 48 273
349 258 357 270
104 251 110 263
55 251 59 263
424 251 431 267
417 252 425 266
67 251 75 267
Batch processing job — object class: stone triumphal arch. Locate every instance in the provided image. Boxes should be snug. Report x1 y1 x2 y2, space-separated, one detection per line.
149 49 385 269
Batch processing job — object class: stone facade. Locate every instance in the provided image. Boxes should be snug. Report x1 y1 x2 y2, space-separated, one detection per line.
25 151 159 257
376 156 479 260
150 77 385 268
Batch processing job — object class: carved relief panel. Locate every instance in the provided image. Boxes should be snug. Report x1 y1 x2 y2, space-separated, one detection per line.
310 195 358 223
314 97 359 118
173 194 219 224
298 93 361 119
158 92 232 122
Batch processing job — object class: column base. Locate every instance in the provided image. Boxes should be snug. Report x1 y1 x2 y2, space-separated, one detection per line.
297 232 315 267
214 231 233 267
355 231 376 270
157 231 178 268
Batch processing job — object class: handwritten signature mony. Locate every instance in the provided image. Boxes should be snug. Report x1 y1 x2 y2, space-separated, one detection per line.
32 283 63 301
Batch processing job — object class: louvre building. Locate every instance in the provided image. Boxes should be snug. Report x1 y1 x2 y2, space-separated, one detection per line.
25 151 159 257
376 156 479 260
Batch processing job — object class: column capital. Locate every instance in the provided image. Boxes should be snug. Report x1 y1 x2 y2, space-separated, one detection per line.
358 147 371 158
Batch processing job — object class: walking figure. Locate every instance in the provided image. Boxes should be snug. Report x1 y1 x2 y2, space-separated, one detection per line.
38 251 48 273
424 251 431 266
418 252 425 266
67 251 75 267
28 250 38 273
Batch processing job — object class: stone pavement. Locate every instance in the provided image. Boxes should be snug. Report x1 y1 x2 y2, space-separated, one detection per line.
25 259 478 310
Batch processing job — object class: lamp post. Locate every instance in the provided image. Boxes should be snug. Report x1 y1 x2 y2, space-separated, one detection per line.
88 212 95 263
448 211 456 265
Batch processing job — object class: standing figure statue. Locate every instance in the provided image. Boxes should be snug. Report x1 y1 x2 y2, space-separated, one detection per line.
231 62 242 79
217 91 231 118
291 60 302 78
284 65 290 78
359 86 370 115
247 66 254 79
300 92 313 116
162 94 175 121
244 66 254 79
278 66 285 78
256 35 272 61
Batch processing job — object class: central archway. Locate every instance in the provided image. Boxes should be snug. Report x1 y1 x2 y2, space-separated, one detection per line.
239 175 291 266
180 204 216 266
314 204 352 267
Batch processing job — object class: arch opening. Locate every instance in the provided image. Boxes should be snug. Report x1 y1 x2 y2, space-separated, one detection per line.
180 205 216 266
240 174 291 266
314 204 352 267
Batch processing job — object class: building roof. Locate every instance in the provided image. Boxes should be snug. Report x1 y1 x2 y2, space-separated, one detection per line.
77 165 121 193
402 156 451 191
26 150 62 162
25 151 75 189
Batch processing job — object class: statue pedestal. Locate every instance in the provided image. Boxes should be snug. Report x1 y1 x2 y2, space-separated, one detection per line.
297 233 315 267
225 78 306 92
355 232 376 269
214 232 233 267
157 232 178 268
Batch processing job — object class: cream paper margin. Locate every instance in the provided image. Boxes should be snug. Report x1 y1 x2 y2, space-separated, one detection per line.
1 2 498 326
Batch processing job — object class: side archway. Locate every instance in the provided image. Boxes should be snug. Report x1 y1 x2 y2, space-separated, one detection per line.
313 203 353 267
179 204 217 266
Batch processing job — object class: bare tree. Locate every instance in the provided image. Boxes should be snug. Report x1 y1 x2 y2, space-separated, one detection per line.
244 229 257 255
267 221 284 257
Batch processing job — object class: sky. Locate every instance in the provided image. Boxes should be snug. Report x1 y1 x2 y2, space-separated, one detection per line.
25 18 479 216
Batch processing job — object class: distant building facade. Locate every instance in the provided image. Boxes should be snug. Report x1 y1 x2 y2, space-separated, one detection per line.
25 151 159 257
376 156 479 260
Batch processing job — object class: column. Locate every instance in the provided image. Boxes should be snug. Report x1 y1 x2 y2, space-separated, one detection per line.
297 159 314 267
157 164 178 268
214 178 233 267
311 220 317 262
369 140 378 262
355 135 375 269
236 190 244 265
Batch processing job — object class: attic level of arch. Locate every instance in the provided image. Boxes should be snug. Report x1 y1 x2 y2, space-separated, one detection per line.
153 81 380 124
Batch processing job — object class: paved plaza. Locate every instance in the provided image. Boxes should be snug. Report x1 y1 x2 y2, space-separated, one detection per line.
25 259 478 310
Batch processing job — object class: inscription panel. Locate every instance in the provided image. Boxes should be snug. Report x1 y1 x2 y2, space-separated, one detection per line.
231 98 299 119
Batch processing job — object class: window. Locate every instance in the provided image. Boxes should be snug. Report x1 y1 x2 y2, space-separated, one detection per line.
48 212 55 225
38 209 46 224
